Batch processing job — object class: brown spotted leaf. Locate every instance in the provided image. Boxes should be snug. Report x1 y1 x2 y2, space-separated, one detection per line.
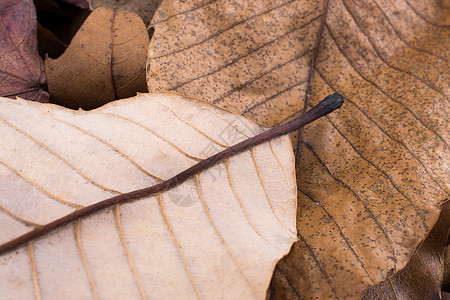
45 7 149 110
0 0 49 102
89 0 164 26
147 0 449 298
362 201 450 300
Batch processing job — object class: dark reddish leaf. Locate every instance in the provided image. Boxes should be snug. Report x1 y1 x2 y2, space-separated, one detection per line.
362 201 450 300
0 0 49 102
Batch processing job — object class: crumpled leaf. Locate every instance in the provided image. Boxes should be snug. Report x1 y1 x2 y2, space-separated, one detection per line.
89 0 164 26
147 0 449 298
0 93 297 299
0 0 49 102
45 7 149 110
362 201 450 300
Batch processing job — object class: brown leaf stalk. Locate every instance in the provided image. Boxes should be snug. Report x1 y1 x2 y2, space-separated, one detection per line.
0 93 343 255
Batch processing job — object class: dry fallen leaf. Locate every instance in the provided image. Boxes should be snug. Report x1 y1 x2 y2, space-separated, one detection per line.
89 0 164 26
147 0 449 298
0 0 49 102
0 92 297 299
362 201 450 300
147 0 323 126
45 7 149 110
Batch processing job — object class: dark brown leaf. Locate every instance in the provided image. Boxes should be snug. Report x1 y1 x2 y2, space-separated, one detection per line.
35 0 91 48
362 201 450 300
37 23 67 59
0 0 49 102
45 7 149 109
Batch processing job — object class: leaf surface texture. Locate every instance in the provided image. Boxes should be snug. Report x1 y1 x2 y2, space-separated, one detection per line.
0 93 297 299
147 0 449 298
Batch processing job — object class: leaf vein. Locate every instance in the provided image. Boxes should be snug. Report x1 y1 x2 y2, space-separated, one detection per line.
0 204 40 227
149 0 298 60
212 47 315 104
299 188 375 284
251 148 295 240
0 159 81 208
114 205 147 300
226 159 282 252
316 69 449 195
301 140 397 272
169 14 322 91
324 24 448 145
296 233 340 299
195 174 258 296
99 112 204 160
28 242 41 300
339 0 448 96
36 109 164 182
157 193 202 299
75 221 98 300
0 116 122 194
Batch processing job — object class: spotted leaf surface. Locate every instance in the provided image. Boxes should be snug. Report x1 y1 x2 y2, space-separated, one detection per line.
147 0 449 298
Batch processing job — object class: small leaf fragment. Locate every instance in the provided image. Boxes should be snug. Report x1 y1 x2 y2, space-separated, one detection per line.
89 0 164 26
362 201 450 300
0 0 49 102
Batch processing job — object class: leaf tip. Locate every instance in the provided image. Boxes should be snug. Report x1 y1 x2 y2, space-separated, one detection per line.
322 92 344 111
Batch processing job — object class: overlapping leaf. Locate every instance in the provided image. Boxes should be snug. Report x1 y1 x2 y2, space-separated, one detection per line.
147 0 449 298
45 7 149 110
0 93 297 299
0 0 49 102
362 201 450 299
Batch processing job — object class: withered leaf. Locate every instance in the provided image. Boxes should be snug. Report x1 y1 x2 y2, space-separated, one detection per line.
0 93 297 299
45 7 149 110
362 201 450 300
0 0 49 102
147 0 449 298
